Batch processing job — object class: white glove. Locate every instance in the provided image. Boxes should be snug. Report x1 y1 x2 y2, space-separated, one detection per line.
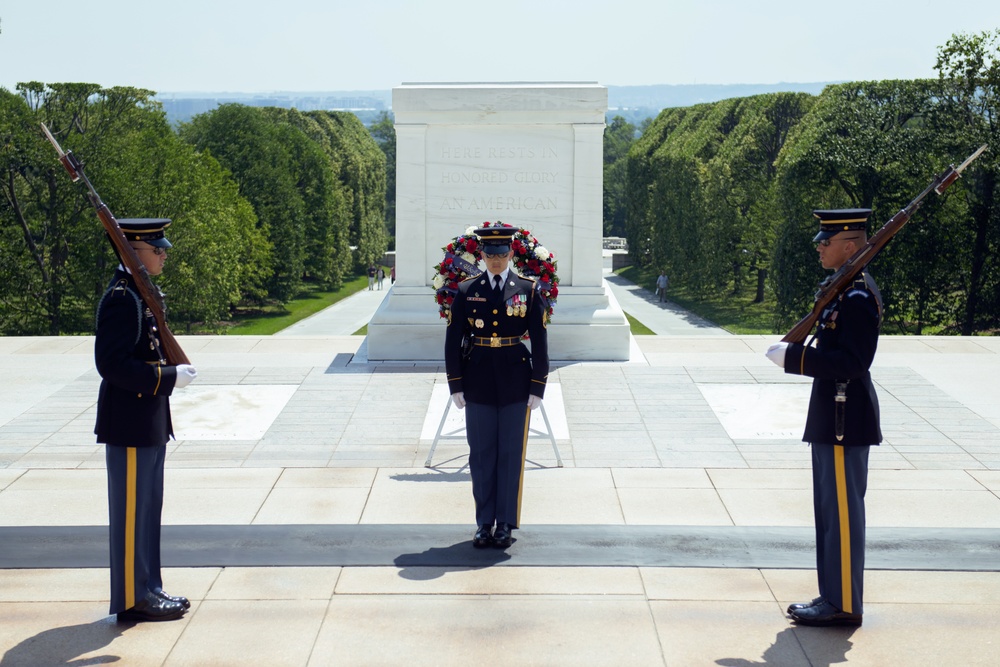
174 364 198 388
527 395 542 410
451 392 466 409
765 343 788 368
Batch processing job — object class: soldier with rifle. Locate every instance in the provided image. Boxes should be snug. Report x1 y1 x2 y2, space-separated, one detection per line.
765 145 986 627
766 208 881 627
42 125 197 622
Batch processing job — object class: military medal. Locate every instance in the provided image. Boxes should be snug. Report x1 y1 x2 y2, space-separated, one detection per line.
506 305 513 316
475 319 484 328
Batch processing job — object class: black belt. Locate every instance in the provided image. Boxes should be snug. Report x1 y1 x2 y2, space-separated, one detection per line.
473 336 523 348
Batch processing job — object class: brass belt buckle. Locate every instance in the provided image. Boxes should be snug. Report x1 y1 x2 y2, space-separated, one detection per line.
490 337 501 348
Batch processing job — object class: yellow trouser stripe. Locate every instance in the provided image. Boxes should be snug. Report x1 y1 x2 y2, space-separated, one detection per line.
515 406 530 526
834 445 852 613
125 447 137 609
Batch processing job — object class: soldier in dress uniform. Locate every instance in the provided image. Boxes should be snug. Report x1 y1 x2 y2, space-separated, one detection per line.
444 225 549 549
95 219 198 622
766 208 883 627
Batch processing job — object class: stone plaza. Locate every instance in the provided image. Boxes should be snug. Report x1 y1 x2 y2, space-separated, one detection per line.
1 271 999 664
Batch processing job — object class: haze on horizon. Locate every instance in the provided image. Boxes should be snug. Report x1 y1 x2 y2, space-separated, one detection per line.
2 1 999 94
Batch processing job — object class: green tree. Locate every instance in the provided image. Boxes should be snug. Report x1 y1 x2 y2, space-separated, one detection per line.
772 80 942 331
369 111 396 244
1 83 159 334
603 115 636 237
706 93 814 302
259 107 352 289
180 104 307 302
0 83 266 334
933 29 1000 334
306 111 387 270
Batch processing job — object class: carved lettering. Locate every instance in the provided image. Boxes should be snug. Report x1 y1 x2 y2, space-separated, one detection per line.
441 147 481 159
514 171 558 184
444 196 558 211
441 171 510 184
487 147 536 159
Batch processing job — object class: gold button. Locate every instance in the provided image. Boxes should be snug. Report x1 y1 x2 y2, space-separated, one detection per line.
493 321 498 326
492 309 498 315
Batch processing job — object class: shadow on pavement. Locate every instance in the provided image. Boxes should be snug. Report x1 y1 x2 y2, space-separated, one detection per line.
1 617 128 667
715 626 856 666
394 540 513 580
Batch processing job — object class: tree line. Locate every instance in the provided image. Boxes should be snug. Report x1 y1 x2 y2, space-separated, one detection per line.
623 30 1000 335
0 83 387 335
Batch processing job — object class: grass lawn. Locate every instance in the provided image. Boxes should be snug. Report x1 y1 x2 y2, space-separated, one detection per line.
616 265 779 335
623 311 655 335
222 273 373 335
214 264 777 337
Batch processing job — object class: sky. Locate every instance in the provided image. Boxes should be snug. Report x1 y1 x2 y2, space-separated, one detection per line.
2 0 999 94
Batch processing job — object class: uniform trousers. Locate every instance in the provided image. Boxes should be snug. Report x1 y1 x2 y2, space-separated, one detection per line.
465 401 530 528
812 442 870 616
106 444 165 614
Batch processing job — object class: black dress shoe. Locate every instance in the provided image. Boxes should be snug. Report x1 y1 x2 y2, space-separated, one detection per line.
492 522 513 548
473 524 493 549
154 589 191 609
786 596 825 615
116 590 186 623
789 600 862 627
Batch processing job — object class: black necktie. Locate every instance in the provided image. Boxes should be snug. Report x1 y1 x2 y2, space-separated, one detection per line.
493 274 502 294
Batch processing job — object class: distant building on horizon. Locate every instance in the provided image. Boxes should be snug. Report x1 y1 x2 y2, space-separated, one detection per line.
156 92 390 125
156 82 836 127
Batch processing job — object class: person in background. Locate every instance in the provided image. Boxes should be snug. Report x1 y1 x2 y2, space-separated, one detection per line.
95 218 198 623
766 208 882 627
444 225 549 549
656 271 669 303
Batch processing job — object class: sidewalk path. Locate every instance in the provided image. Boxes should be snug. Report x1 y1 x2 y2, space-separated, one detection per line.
274 282 391 336
276 266 726 338
604 270 730 335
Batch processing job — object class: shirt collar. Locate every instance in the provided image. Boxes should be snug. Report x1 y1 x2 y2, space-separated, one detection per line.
487 268 510 285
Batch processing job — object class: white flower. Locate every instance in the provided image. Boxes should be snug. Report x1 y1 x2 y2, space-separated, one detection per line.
464 226 478 236
535 246 550 260
460 252 477 264
433 274 446 289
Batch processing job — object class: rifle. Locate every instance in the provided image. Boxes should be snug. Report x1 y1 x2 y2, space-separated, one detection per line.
40 122 191 365
782 144 988 344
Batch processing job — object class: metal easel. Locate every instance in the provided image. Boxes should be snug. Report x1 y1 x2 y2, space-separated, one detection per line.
425 395 563 468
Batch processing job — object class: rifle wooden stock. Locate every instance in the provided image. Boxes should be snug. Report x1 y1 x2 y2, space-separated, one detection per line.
781 145 987 345
40 123 190 365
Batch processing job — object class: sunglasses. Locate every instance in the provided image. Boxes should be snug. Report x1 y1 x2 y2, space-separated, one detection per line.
134 245 166 256
484 251 509 259
818 236 861 247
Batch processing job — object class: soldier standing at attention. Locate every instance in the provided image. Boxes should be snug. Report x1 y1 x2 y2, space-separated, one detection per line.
95 219 198 622
766 209 882 627
444 226 549 549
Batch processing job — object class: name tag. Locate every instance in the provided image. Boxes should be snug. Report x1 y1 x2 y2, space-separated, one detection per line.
468 297 487 302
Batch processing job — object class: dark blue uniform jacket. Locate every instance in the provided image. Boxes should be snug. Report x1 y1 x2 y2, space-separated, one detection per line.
94 269 179 447
445 271 549 406
784 272 883 447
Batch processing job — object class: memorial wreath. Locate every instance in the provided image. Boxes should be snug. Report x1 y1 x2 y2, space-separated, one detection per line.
433 221 559 324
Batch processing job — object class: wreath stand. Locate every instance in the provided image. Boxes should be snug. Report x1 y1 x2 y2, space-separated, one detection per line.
425 394 564 468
